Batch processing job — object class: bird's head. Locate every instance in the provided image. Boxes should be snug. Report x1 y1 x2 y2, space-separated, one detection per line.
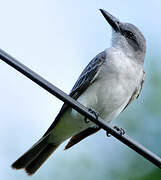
100 9 146 63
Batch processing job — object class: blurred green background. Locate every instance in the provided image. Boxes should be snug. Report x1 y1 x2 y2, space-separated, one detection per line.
0 0 161 180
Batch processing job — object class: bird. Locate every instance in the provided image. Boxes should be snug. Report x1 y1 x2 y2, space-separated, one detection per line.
11 9 146 175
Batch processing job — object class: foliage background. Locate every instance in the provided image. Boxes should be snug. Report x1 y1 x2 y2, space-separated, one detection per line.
0 0 161 179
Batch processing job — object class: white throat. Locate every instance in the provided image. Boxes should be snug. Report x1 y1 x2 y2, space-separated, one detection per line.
111 30 136 60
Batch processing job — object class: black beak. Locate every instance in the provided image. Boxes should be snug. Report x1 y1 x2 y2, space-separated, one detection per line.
100 9 121 32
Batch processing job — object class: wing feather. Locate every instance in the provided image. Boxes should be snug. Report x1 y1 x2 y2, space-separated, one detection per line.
43 51 106 137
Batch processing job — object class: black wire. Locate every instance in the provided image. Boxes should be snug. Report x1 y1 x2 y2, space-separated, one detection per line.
0 48 161 169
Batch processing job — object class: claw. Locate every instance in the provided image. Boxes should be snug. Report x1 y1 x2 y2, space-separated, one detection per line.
84 117 90 123
84 108 99 123
113 126 125 135
106 131 111 137
88 108 99 120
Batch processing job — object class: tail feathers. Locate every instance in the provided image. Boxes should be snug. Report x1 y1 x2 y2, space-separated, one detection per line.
11 134 59 175
25 143 57 175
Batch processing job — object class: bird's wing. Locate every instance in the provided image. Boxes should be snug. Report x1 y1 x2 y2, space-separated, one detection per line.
69 51 106 99
43 51 106 137
65 70 145 149
122 70 145 111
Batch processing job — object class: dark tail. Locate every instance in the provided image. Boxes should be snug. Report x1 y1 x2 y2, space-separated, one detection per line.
11 134 59 175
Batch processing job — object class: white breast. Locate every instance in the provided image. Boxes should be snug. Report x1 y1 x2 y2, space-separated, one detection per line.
77 48 143 122
50 48 144 143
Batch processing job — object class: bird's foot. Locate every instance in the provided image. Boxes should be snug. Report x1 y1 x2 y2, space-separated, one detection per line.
106 131 111 137
113 125 125 135
106 125 125 137
84 117 90 123
88 108 100 119
84 108 99 123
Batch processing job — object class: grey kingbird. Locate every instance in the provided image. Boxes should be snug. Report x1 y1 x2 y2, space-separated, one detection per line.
11 9 146 175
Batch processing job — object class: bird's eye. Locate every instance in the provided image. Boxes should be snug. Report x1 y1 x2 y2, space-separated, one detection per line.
124 30 134 40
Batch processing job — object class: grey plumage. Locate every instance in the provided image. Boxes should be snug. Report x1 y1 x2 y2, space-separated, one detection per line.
43 51 106 137
11 51 106 175
11 9 146 175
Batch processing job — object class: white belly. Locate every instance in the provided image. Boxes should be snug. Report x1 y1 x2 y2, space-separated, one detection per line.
77 54 143 122
49 50 143 143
